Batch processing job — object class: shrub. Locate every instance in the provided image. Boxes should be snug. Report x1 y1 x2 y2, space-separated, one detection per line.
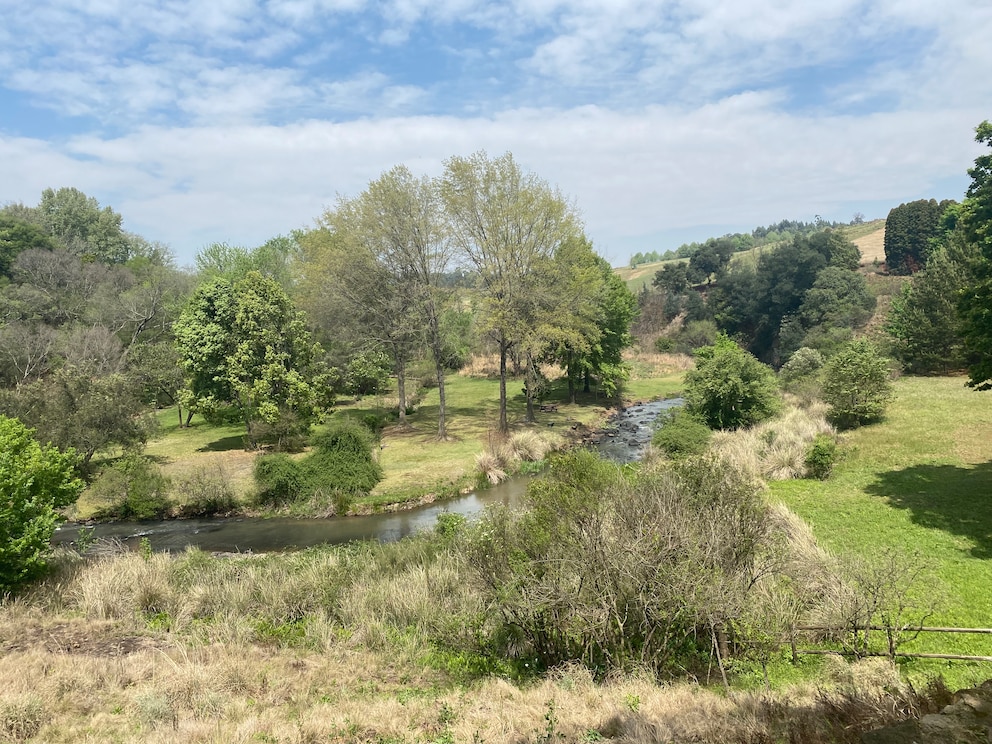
779 347 824 386
805 434 839 479
90 453 171 521
253 453 304 506
822 340 894 429
684 334 781 429
171 467 238 517
651 408 712 458
0 415 84 594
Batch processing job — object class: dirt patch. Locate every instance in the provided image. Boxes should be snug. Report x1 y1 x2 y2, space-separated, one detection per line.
0 618 162 657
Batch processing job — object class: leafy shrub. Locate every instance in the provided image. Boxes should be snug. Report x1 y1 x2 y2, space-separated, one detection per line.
0 415 84 594
654 336 675 352
805 434 838 479
345 349 392 396
171 467 238 517
822 340 894 429
90 453 171 521
254 421 382 508
651 408 712 458
253 453 304 506
684 334 781 429
779 347 825 385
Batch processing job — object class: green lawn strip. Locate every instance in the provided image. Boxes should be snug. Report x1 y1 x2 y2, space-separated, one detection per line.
771 376 992 686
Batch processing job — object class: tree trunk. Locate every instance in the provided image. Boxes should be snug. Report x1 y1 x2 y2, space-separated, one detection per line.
567 350 576 404
498 336 509 434
583 369 591 394
524 351 536 423
435 363 447 439
396 362 407 426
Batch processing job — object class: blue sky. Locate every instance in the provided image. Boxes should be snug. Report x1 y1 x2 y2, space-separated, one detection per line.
1 0 990 267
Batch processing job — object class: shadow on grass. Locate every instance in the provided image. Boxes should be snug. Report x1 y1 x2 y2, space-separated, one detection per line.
196 434 245 453
864 462 992 559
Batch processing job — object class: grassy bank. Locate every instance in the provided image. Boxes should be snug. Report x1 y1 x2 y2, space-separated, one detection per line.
772 375 992 686
73 360 685 519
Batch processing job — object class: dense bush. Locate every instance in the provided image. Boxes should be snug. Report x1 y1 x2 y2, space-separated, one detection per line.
651 408 712 458
466 450 786 677
805 434 839 479
822 340 894 429
253 420 382 510
684 334 780 429
90 453 171 520
0 415 84 594
171 467 238 517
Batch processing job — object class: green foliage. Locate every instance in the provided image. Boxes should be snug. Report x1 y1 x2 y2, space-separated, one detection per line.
651 408 712 458
0 214 55 278
958 120 992 391
175 271 331 448
466 451 777 677
779 347 824 386
886 236 977 374
345 348 392 396
683 334 780 429
37 187 134 263
0 415 84 594
804 434 838 480
170 468 238 518
822 340 894 429
0 367 153 468
90 453 172 521
884 198 956 274
253 453 305 506
253 421 382 509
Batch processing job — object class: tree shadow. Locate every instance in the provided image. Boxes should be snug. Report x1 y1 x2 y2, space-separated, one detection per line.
196 434 245 453
864 461 992 559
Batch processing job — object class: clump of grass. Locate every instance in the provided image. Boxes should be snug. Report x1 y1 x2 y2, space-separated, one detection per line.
711 403 835 481
474 451 507 485
0 695 45 741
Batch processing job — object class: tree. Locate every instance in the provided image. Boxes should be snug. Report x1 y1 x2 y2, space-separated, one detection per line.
0 415 84 594
958 121 992 391
0 367 153 468
0 214 56 279
37 187 133 264
883 198 955 274
329 166 456 436
442 151 580 432
821 340 893 429
683 334 780 429
886 235 978 374
175 271 331 448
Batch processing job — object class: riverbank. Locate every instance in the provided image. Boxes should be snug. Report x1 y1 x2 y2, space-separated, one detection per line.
70 362 687 522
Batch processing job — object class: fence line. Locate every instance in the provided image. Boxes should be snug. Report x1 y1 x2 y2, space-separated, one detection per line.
787 624 992 664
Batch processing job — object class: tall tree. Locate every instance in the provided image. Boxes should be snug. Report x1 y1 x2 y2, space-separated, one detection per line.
959 121 992 391
175 271 330 448
441 151 580 432
884 198 955 274
37 187 133 264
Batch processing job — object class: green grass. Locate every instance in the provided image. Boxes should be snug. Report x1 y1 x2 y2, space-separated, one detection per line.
771 376 992 686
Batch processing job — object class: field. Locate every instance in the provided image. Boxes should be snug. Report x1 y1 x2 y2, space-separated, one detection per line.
3 371 992 742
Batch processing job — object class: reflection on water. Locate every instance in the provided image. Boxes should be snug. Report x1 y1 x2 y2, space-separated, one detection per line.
54 398 682 553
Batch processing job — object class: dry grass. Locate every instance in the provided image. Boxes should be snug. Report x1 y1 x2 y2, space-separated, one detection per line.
711 402 835 481
853 223 886 265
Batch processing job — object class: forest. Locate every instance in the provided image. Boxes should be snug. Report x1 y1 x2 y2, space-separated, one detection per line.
1 124 992 742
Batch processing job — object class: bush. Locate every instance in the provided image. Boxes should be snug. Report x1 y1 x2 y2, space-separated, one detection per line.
779 347 825 386
822 340 894 429
0 415 84 594
684 334 781 429
651 408 712 458
90 453 171 521
805 434 839 479
253 453 304 506
253 421 382 509
171 467 238 517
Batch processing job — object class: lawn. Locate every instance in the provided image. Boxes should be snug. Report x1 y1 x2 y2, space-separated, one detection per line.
771 375 992 685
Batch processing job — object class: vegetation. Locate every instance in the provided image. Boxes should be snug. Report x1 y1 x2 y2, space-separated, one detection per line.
683 334 780 429
821 340 894 429
883 198 956 274
651 407 712 458
0 415 83 594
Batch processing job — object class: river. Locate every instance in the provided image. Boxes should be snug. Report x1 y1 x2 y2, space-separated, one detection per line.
53 398 683 553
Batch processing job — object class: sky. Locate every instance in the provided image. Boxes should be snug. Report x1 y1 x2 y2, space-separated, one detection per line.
1 0 990 268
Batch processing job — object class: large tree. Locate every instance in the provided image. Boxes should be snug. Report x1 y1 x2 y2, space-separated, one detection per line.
175 271 331 448
884 198 955 275
441 151 580 432
316 166 456 435
37 187 133 264
959 121 992 391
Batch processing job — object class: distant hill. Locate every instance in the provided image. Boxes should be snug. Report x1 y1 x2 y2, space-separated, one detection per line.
615 219 887 293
